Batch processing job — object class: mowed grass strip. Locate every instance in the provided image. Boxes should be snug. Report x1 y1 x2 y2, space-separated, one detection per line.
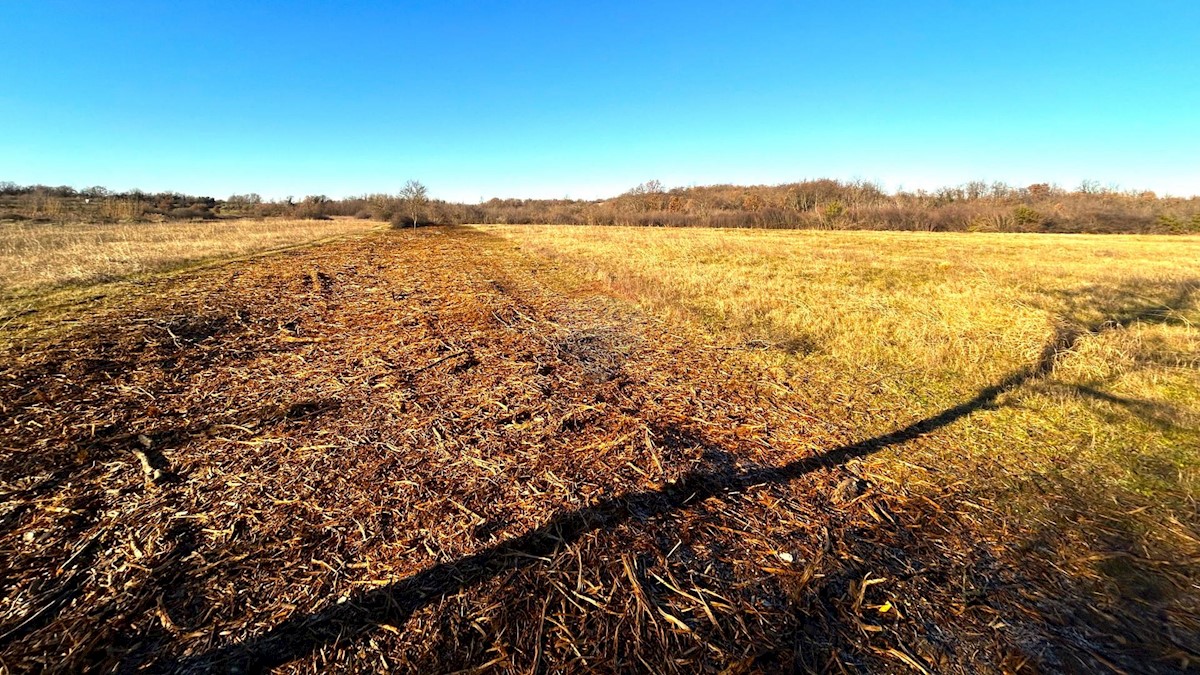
483 224 1200 526
2 224 1196 670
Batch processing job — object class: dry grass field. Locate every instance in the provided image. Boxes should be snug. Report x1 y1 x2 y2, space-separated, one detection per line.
1 223 1198 673
0 218 382 302
487 226 1200 499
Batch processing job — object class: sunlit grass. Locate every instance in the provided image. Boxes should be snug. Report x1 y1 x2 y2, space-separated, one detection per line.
0 217 383 299
481 225 1200 512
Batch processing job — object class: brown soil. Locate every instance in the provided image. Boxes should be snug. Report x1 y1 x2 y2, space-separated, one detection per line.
0 226 1194 673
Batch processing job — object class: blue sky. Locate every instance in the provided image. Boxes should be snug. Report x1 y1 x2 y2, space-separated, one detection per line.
3 1 1198 201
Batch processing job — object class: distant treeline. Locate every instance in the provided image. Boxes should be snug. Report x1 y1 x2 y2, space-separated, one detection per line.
4 179 1199 234
0 183 220 222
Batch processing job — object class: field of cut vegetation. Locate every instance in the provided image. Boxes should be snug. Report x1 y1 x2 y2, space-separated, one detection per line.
1 221 1198 673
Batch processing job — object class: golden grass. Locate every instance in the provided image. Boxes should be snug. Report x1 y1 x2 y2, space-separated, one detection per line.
481 225 1200 509
2 224 1196 670
0 217 383 299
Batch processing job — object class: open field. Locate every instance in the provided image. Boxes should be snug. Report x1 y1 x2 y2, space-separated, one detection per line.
1 224 1198 672
487 226 1200 501
0 218 382 303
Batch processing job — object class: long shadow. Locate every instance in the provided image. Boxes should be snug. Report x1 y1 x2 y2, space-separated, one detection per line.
164 276 1197 672
166 366 1059 671
1067 383 1190 431
1034 277 1196 376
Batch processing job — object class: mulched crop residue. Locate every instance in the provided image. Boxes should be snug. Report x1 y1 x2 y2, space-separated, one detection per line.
0 226 1193 673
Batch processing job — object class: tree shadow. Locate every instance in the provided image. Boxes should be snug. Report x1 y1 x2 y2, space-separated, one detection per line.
1019 277 1199 433
1034 277 1196 377
6 233 1196 673
170 278 1199 673
1053 382 1194 431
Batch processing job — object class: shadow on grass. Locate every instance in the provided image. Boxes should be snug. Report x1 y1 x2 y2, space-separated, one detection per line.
171 278 1198 672
1035 279 1199 432
3 225 1193 672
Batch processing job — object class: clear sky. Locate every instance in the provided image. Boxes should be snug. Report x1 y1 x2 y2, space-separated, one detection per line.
3 1 1198 201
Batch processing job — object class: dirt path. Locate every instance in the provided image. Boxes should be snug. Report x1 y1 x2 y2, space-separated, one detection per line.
0 227 1190 673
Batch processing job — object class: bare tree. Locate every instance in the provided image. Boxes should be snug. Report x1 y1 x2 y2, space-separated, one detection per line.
399 180 429 228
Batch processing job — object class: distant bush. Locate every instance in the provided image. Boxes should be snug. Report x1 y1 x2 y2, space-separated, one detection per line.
354 210 372 219
390 214 430 228
1013 205 1043 226
167 207 215 220
1155 214 1200 234
822 200 846 220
